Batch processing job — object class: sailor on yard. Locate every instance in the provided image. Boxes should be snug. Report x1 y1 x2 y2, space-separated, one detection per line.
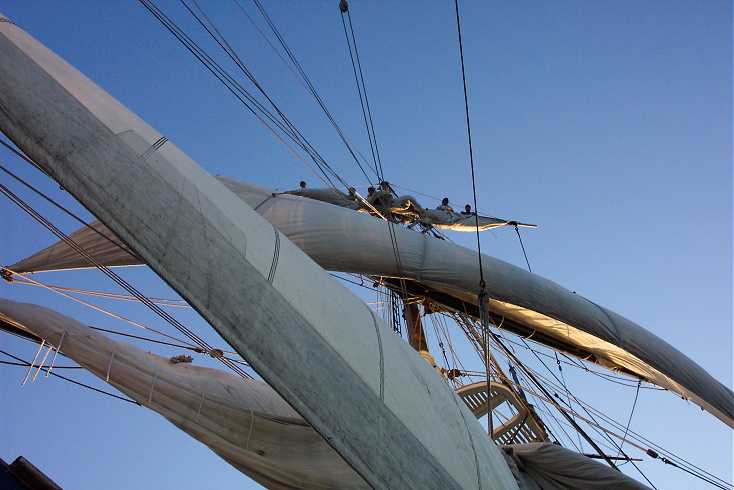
368 181 394 210
436 197 454 214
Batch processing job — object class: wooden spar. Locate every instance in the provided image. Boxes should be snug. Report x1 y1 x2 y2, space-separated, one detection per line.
403 301 428 353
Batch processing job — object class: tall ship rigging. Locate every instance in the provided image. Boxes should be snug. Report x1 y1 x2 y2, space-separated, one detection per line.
0 2 731 489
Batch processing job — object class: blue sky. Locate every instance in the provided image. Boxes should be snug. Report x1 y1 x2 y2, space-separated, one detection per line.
0 1 731 489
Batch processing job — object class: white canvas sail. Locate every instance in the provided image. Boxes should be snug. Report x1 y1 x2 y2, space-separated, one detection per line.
10 177 734 429
286 187 516 232
0 298 652 490
0 15 517 489
501 443 651 490
0 298 367 490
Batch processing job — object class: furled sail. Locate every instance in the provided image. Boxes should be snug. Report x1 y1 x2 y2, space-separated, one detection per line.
0 298 367 490
0 15 517 489
501 443 650 490
10 178 734 429
287 187 521 232
0 298 652 490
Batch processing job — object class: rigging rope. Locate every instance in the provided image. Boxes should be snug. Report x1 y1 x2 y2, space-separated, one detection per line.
183 0 369 189
0 183 252 380
452 0 485 286
513 341 662 487
502 221 661 488
617 380 642 458
12 277 190 309
339 0 383 182
0 360 80 369
514 224 532 272
138 0 346 192
2 314 247 368
508 215 590 452
0 153 137 256
521 382 729 489
453 0 494 437
335 1 407 304
520 353 732 489
0 350 140 405
0 138 51 178
245 0 377 183
492 332 619 468
554 351 584 451
5 269 199 349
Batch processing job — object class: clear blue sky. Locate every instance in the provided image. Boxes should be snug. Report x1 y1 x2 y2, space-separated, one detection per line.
1 1 731 489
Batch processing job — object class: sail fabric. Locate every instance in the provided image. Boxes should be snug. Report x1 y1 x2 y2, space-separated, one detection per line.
9 220 141 272
0 298 368 490
502 444 651 490
0 16 518 490
422 209 510 232
287 187 512 231
10 177 734 429
0 299 653 490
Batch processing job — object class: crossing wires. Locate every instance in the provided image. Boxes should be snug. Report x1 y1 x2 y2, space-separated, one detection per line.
339 0 384 183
